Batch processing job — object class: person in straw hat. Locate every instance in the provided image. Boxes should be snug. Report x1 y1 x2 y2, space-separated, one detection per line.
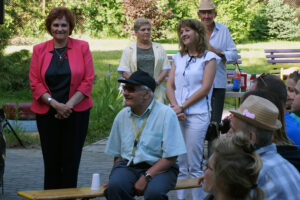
228 95 300 200
197 0 238 131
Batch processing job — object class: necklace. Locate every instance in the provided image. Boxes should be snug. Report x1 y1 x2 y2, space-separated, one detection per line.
54 47 66 61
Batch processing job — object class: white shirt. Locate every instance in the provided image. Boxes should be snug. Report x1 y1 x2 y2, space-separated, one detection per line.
172 51 220 115
210 22 238 88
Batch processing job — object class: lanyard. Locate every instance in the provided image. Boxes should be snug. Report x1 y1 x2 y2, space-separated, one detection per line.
128 101 156 165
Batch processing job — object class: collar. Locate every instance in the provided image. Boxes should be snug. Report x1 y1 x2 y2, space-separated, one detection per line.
212 22 220 34
256 143 277 156
47 37 73 52
130 99 155 118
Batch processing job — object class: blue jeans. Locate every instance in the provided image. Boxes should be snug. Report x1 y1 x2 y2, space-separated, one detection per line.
104 160 178 200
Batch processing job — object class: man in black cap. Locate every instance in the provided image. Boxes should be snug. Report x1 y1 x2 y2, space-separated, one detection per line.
104 71 186 200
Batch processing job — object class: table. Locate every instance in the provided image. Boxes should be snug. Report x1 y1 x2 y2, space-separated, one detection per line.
225 91 245 108
225 91 245 98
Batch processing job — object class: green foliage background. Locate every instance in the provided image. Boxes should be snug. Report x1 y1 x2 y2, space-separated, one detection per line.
3 0 300 42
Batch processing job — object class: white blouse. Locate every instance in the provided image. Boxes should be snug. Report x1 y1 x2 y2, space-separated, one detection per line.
172 50 220 114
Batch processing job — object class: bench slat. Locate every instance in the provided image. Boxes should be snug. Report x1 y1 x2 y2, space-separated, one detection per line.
227 60 242 64
267 60 300 63
266 54 300 58
18 186 106 200
265 49 300 53
18 178 201 200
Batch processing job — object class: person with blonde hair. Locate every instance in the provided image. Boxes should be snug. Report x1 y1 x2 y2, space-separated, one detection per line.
200 133 264 200
118 18 170 103
166 19 219 200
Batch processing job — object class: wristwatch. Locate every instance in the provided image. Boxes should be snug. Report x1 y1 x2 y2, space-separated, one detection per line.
144 172 152 182
47 97 53 105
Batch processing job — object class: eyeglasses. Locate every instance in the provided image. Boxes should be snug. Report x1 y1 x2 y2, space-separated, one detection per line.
201 161 213 171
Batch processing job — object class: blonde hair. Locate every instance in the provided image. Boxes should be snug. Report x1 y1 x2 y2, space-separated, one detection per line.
177 19 208 57
212 133 264 200
134 18 152 32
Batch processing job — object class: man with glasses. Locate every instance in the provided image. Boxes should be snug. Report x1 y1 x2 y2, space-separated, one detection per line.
104 70 186 200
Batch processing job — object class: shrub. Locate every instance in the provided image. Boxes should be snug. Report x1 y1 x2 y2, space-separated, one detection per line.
213 0 262 42
165 0 198 31
0 50 31 91
266 0 300 39
86 65 123 143
0 26 12 54
122 0 173 40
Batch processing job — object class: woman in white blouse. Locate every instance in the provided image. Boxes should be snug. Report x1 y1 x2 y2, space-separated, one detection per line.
166 19 219 200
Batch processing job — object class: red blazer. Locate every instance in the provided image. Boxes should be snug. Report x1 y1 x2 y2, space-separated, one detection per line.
29 37 94 114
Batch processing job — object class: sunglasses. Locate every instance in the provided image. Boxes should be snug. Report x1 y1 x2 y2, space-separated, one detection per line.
122 85 143 93
258 73 267 87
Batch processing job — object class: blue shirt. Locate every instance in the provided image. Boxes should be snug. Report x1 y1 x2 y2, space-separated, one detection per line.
105 100 186 166
209 22 238 88
285 112 300 150
256 144 300 200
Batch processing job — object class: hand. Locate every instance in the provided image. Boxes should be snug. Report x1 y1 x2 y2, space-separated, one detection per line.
177 112 187 121
198 176 204 185
209 44 225 60
171 104 183 114
102 181 109 188
52 101 72 119
134 175 148 196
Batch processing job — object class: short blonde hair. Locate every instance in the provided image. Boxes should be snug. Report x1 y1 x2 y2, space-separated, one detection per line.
134 18 152 32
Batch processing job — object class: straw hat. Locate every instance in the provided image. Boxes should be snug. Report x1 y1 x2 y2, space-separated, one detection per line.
198 0 216 11
230 95 282 131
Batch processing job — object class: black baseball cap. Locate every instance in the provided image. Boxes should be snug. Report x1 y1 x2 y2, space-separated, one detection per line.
118 70 156 92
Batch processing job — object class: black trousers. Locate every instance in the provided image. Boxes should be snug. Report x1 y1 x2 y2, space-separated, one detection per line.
208 88 226 157
211 88 226 123
36 108 90 189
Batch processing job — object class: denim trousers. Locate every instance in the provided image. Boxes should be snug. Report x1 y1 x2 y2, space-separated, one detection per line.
104 159 179 200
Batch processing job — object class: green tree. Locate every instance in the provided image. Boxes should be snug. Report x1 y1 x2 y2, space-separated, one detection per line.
249 4 269 41
266 0 300 39
213 0 262 42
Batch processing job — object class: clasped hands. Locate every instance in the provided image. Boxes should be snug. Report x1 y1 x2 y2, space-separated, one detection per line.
171 104 187 121
52 101 73 119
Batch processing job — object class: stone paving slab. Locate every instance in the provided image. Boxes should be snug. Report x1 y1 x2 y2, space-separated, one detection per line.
3 139 193 200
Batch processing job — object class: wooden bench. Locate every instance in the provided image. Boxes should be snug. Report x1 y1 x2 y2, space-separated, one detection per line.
265 49 300 79
18 178 201 200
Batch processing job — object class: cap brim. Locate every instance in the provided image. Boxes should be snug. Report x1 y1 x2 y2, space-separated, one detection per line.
198 7 215 11
118 78 141 85
229 110 282 131
198 5 216 11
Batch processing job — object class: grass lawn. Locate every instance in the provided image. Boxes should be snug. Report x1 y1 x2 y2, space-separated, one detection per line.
2 38 300 146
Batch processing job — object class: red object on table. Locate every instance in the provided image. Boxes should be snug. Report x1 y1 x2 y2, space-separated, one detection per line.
240 73 247 92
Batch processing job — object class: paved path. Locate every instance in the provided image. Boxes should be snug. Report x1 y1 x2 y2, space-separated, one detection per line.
3 139 194 200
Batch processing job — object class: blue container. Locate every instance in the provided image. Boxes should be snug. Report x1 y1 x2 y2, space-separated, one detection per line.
232 78 240 91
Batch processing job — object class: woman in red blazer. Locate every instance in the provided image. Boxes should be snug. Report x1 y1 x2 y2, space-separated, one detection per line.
29 7 94 189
